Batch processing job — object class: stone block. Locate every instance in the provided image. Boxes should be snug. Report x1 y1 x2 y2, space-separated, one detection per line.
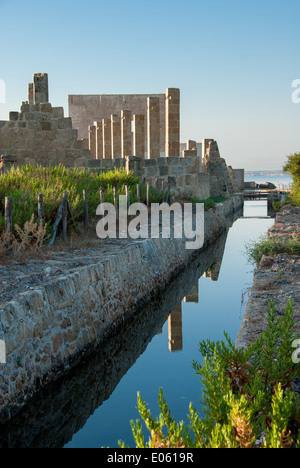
9 112 19 121
40 103 52 113
51 107 64 119
58 118 72 129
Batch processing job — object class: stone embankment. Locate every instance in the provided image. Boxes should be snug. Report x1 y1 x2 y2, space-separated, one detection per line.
0 196 243 422
236 204 300 350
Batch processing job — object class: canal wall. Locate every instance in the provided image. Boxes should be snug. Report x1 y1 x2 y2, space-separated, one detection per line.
236 203 300 350
0 195 243 422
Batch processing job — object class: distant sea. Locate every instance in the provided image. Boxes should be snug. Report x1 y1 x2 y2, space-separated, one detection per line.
245 171 292 190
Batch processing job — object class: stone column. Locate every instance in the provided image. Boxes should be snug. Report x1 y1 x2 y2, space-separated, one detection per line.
33 73 49 104
88 125 96 158
121 110 132 158
147 97 160 159
165 88 180 157
111 114 121 159
95 121 103 159
184 283 199 303
168 303 183 352
133 114 145 157
103 118 112 158
28 83 34 105
187 139 196 151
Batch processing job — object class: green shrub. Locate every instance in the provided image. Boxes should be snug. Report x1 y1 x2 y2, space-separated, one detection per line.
284 152 300 207
191 196 228 211
245 235 300 264
118 299 300 448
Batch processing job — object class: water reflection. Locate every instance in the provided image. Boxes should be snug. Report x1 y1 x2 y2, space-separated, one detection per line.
0 205 243 448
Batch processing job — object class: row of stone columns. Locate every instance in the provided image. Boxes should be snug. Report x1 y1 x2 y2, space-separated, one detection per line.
88 88 180 159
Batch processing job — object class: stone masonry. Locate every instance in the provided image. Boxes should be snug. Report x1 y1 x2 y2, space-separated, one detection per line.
0 73 91 169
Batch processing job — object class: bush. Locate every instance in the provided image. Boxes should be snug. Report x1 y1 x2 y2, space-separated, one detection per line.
284 152 300 207
118 300 300 448
191 196 228 211
245 235 300 264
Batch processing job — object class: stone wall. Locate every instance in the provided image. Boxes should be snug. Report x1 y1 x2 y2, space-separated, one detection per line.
88 155 211 200
0 196 243 422
0 74 91 169
68 93 166 154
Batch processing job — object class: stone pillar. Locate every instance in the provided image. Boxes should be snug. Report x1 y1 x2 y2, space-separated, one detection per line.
95 121 103 159
202 139 213 164
184 283 199 303
103 118 112 158
133 114 145 157
168 303 183 352
187 139 196 151
165 88 180 157
88 125 96 158
147 97 160 159
28 83 34 105
121 110 132 158
33 73 49 104
111 114 121 159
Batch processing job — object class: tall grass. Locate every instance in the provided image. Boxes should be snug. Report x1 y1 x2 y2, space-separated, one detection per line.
0 164 164 236
245 235 300 264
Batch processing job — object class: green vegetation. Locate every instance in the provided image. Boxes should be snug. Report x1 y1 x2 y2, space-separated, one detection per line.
191 195 228 211
284 152 300 207
118 300 300 448
0 164 164 236
272 199 286 212
245 235 300 265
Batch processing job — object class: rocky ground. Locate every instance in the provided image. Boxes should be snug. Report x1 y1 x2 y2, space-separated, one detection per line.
236 204 300 350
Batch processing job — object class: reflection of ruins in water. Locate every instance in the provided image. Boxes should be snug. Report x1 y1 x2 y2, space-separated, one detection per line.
0 208 241 448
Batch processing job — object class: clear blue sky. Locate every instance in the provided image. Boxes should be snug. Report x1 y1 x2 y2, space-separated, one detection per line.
0 0 299 170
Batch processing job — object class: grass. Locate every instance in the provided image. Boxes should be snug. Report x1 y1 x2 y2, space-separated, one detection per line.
0 164 166 237
191 195 228 211
245 235 300 264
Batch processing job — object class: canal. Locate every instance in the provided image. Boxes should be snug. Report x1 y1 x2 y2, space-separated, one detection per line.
0 200 274 448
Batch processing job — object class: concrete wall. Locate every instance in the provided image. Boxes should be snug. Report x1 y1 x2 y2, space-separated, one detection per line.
68 94 166 155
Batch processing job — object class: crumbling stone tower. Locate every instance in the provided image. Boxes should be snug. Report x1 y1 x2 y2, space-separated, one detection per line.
0 73 91 169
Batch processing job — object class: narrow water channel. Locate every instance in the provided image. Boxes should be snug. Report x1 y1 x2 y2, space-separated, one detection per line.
0 200 274 448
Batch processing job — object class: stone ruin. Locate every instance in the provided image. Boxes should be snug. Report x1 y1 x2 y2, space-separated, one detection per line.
0 73 243 200
0 73 90 169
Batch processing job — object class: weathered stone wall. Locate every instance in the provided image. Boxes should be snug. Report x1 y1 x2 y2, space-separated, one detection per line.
88 155 211 200
203 139 238 197
0 74 91 169
0 196 243 422
68 93 166 154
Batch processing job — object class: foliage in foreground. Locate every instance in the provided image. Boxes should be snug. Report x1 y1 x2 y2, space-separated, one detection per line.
118 299 300 448
284 152 300 207
245 235 300 265
0 164 163 236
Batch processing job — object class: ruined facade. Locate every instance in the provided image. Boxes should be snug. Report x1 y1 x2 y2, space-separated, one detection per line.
0 73 242 200
68 93 166 155
0 73 91 168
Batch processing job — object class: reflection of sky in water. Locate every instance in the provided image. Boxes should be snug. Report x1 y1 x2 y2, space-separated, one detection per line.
65 201 274 448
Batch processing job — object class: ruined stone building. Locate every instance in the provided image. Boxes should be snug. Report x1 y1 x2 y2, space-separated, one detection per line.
0 73 243 200
0 73 90 169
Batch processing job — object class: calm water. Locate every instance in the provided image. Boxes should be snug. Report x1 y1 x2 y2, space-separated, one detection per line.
244 174 292 190
0 200 274 448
